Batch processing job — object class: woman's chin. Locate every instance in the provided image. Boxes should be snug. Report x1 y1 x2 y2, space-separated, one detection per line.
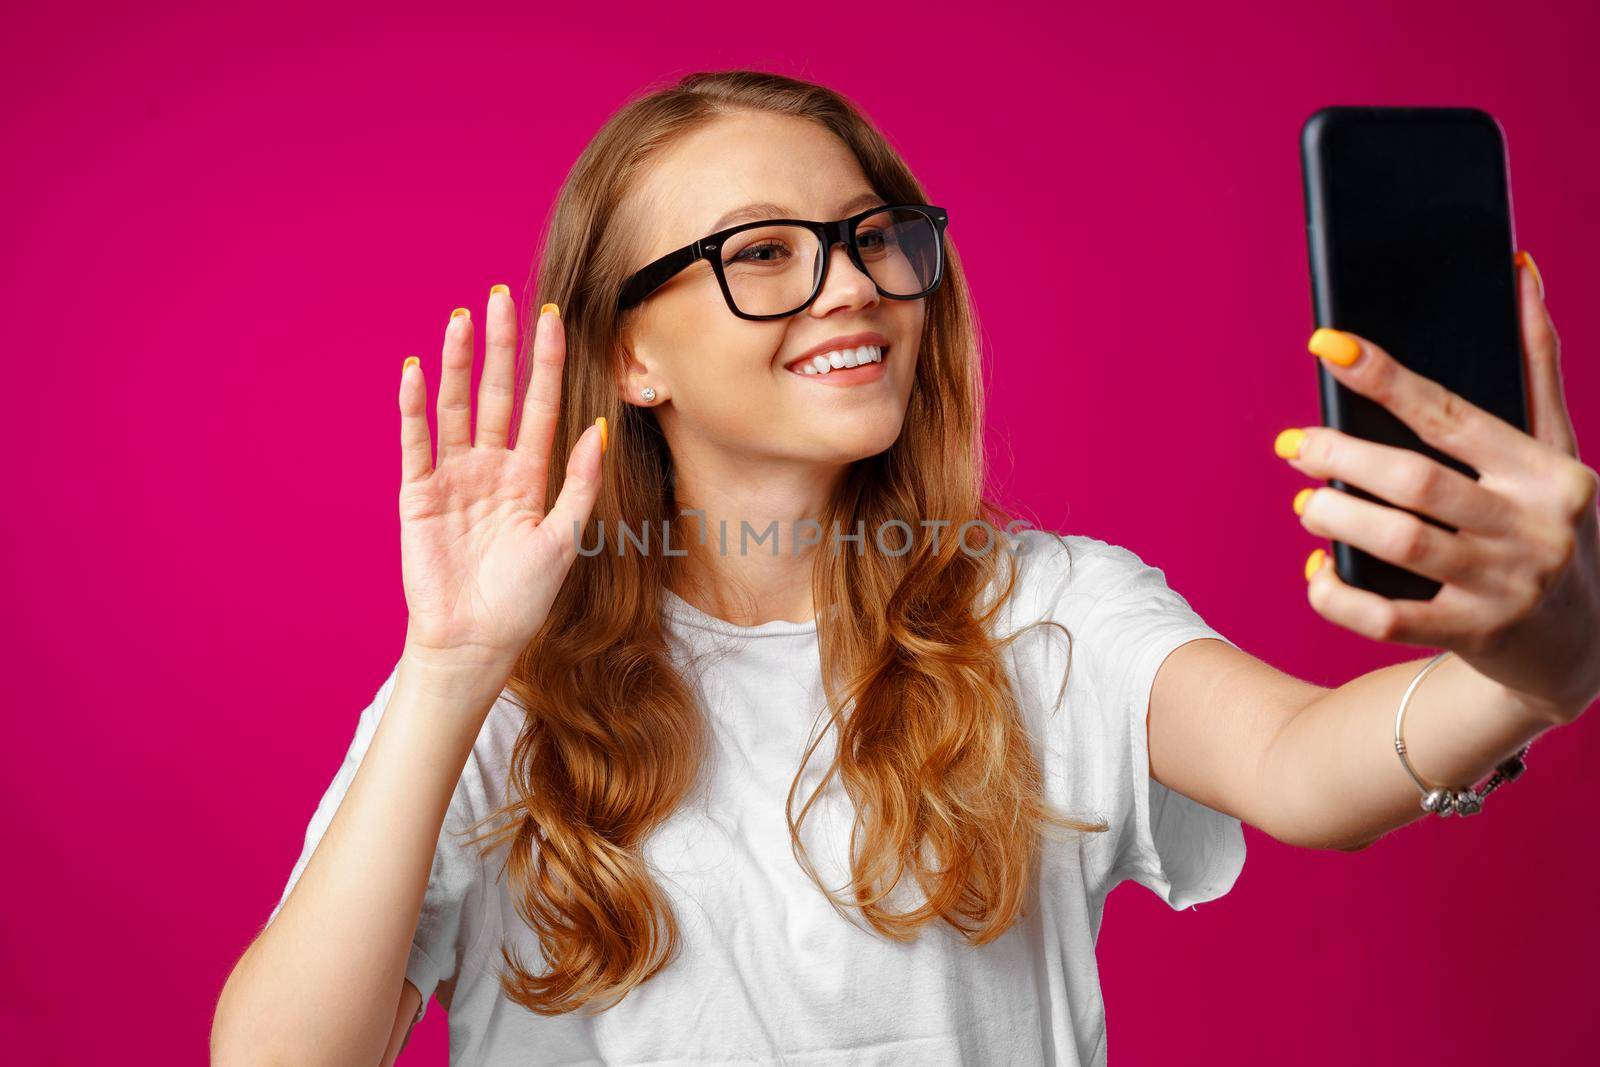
780 419 904 464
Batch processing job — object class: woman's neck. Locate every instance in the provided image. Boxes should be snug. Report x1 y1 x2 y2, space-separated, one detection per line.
668 464 842 627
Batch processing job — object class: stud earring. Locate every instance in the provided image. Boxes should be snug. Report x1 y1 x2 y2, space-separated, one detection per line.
640 387 657 403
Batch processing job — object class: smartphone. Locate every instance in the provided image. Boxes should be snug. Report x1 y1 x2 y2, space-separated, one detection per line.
1300 105 1530 602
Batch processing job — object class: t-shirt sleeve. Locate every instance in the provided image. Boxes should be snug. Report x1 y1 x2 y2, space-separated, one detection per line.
264 662 486 1024
1066 538 1248 911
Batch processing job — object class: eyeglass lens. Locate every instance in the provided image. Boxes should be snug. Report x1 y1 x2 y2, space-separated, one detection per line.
717 208 941 317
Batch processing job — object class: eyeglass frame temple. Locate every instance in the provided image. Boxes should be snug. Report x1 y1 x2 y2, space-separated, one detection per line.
616 203 950 318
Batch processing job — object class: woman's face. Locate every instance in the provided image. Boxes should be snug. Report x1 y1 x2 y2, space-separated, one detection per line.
616 111 924 474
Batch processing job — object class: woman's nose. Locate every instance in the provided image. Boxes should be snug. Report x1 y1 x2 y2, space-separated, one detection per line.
810 242 879 314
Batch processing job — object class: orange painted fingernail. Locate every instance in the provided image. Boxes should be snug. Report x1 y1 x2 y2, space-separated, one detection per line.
490 283 510 297
541 302 560 317
402 355 419 373
1514 250 1544 301
1308 328 1362 366
1274 427 1307 460
1304 547 1327 581
1293 487 1314 515
451 307 469 320
595 416 608 454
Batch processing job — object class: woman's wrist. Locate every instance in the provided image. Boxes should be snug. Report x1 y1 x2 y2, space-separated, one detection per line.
397 636 518 710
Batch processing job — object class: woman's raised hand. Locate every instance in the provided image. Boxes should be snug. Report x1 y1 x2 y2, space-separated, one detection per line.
396 286 605 674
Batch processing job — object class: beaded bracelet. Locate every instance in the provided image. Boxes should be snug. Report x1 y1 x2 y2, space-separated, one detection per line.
1393 650 1532 817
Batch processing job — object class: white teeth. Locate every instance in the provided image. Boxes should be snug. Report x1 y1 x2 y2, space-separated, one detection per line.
792 345 883 375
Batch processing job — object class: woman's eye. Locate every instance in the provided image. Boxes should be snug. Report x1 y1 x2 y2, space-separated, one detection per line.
730 241 790 264
857 230 887 252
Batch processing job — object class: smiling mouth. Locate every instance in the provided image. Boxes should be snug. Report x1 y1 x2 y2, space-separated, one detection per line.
785 344 888 376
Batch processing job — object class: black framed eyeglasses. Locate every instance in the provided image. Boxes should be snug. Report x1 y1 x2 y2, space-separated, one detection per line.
616 202 950 320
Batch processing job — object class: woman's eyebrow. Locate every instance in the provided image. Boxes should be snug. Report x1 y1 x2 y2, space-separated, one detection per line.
707 192 886 232
709 202 788 230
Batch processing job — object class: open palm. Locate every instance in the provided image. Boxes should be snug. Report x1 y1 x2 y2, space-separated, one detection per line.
397 290 604 666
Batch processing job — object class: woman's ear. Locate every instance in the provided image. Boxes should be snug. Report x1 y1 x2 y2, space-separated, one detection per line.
616 338 665 408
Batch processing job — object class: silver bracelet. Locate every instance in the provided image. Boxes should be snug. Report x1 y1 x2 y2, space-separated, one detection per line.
1393 650 1532 817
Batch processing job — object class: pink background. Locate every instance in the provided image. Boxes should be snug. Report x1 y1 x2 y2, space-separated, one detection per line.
3 1 1596 1062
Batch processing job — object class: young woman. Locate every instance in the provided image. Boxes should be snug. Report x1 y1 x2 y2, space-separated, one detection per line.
212 70 1599 1065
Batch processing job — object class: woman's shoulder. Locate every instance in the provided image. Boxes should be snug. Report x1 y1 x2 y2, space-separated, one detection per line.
999 527 1162 623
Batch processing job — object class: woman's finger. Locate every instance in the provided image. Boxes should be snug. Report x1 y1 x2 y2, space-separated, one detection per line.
1276 425 1518 537
541 420 606 559
436 305 475 459
399 356 433 484
1515 251 1578 460
513 303 567 502
1295 484 1479 588
1307 327 1550 481
1304 548 1484 649
475 284 519 449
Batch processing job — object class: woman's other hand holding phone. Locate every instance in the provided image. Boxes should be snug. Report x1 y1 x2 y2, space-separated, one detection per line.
1276 254 1600 724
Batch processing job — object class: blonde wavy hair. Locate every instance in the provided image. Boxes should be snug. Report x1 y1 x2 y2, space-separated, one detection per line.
458 68 1106 1016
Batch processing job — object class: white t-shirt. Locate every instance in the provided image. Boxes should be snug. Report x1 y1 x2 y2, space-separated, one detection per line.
267 529 1246 1065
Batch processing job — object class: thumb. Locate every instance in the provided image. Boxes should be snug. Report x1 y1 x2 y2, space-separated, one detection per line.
1516 251 1579 459
543 418 606 557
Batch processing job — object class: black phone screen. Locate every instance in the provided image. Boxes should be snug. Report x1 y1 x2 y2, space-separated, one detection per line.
1301 106 1529 600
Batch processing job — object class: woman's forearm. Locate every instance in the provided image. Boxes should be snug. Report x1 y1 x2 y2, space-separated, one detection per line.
211 654 508 1067
1258 652 1570 852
